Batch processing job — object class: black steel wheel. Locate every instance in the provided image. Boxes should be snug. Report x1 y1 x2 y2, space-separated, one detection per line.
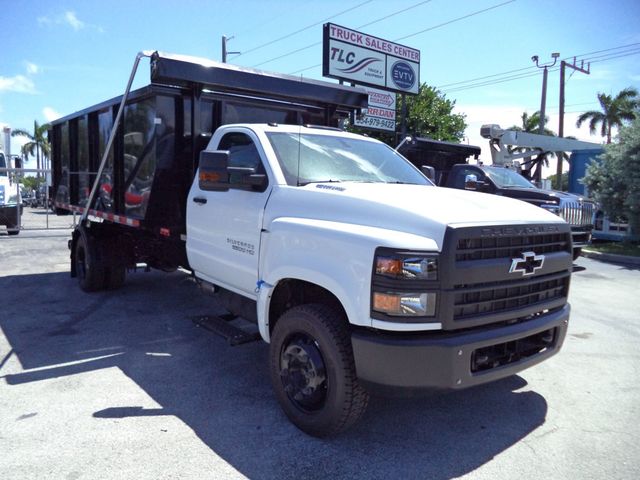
74 229 105 292
269 304 369 437
280 332 328 412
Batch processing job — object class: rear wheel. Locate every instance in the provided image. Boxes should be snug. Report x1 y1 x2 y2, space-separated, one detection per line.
75 229 105 292
572 247 582 261
104 264 126 290
269 304 369 437
7 226 19 236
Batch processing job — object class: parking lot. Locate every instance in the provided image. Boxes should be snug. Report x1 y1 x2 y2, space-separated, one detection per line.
1 216 639 480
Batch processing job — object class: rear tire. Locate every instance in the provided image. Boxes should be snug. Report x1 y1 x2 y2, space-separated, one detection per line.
572 247 582 261
7 227 19 236
104 264 126 290
269 304 369 437
74 229 105 292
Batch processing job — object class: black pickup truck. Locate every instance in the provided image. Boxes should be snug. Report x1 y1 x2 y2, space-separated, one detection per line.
398 137 594 259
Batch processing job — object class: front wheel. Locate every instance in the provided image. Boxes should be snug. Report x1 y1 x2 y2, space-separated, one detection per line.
269 304 369 437
572 247 582 261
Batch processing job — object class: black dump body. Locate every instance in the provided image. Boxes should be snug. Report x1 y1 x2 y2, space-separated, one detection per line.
49 52 367 268
398 137 481 186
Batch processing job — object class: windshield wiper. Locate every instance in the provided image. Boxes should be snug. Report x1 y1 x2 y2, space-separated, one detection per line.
298 179 343 186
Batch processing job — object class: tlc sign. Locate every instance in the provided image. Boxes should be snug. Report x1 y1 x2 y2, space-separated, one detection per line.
323 23 420 95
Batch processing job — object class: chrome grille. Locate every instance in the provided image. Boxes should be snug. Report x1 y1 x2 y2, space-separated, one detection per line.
560 201 595 227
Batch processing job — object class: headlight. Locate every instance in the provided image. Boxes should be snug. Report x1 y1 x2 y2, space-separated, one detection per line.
372 292 437 317
371 249 439 320
375 253 438 280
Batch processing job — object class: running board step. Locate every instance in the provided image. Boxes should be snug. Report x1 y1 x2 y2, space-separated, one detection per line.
192 314 261 346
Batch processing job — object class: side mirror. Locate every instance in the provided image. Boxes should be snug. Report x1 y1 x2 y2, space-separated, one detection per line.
420 165 436 182
464 174 479 191
198 150 230 191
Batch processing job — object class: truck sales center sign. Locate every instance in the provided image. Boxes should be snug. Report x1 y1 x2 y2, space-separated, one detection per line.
323 23 420 95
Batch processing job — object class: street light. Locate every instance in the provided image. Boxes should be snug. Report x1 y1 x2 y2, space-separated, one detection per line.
532 52 560 135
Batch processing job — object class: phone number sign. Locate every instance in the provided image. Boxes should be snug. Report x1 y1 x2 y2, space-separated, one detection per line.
323 23 420 95
354 86 396 132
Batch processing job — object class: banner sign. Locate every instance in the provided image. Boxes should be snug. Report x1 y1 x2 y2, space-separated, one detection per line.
323 23 420 95
354 86 396 132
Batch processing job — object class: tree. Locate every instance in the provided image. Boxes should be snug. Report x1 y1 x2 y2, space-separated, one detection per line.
546 172 569 191
582 117 640 233
348 83 466 146
576 87 638 144
509 111 556 183
11 120 51 178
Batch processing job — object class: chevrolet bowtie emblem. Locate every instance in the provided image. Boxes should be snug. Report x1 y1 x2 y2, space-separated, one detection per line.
509 251 545 276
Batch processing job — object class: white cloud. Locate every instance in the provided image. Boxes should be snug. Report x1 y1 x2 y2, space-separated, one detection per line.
37 11 101 32
25 62 40 75
0 75 37 94
64 11 85 31
43 107 62 122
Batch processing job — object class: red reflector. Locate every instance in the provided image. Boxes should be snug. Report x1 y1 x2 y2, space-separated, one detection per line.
160 228 171 237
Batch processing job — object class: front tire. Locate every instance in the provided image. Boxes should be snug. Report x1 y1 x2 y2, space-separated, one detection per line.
269 304 369 437
572 247 582 261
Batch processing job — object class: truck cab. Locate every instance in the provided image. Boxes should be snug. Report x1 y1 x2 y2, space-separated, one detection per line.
186 124 572 435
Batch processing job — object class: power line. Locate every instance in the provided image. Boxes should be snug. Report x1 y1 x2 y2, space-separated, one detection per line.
236 0 374 58
436 65 536 89
252 0 434 68
437 42 640 92
564 42 640 62
289 0 517 75
394 0 517 42
587 49 640 64
440 49 640 95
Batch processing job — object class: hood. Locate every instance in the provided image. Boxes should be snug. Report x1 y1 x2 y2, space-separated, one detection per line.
265 183 565 250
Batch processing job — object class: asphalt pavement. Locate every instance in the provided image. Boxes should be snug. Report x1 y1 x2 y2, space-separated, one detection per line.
1 218 639 479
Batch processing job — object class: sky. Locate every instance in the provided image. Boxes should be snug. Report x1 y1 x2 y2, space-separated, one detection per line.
1 0 639 176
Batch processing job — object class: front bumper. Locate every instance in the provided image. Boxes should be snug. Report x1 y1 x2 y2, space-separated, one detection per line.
352 304 569 391
570 226 593 248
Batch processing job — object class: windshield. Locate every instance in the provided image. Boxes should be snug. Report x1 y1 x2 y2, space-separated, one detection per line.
482 166 537 189
266 132 431 186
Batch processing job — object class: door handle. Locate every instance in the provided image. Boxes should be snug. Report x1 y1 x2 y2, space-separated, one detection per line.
193 196 207 205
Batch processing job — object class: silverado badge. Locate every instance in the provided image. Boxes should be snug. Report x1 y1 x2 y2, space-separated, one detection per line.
509 251 545 276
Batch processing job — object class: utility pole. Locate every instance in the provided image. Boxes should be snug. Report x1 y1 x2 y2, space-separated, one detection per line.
221 35 240 63
555 57 590 189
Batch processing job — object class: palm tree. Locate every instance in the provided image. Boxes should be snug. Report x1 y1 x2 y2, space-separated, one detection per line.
509 111 556 183
11 120 51 178
576 87 638 144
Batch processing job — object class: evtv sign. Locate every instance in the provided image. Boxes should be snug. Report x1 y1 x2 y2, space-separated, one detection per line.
323 23 420 95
